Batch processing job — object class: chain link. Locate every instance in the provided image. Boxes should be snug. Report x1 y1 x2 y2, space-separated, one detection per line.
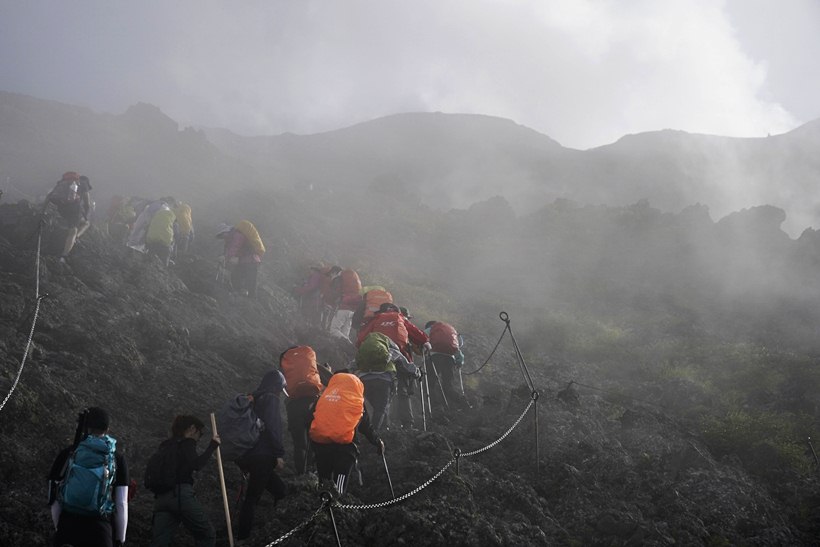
1 232 44 413
264 500 328 546
336 458 457 511
461 398 534 457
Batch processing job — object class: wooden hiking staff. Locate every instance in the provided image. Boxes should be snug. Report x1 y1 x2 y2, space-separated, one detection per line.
210 413 235 547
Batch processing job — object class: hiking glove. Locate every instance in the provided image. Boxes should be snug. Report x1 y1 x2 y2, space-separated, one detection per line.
423 342 432 352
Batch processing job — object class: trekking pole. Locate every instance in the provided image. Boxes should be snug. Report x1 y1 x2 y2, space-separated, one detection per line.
423 352 433 418
458 366 466 397
426 350 449 410
381 452 395 498
419 373 427 431
210 413 235 547
809 437 818 467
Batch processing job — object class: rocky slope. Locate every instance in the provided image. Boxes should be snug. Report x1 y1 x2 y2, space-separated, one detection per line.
1 200 819 546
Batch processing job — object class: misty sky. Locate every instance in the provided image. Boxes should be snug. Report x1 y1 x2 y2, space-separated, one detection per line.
0 0 817 150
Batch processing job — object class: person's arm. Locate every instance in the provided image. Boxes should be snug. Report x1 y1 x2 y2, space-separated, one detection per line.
356 406 382 447
113 453 129 544
405 320 430 348
389 343 419 377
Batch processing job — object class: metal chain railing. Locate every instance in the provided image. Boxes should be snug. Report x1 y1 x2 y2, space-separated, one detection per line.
0 229 46 412
264 499 329 546
463 322 509 376
336 457 457 511
460 397 534 457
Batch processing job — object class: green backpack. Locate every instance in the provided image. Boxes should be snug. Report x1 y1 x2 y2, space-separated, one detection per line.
357 332 396 373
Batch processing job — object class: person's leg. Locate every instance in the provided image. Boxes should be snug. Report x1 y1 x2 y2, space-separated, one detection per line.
236 457 270 539
246 262 259 297
330 445 358 495
363 379 391 432
61 226 79 258
76 218 91 239
286 399 309 474
149 492 182 546
176 485 216 547
395 376 415 428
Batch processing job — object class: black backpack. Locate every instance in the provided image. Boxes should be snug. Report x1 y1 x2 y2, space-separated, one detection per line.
144 439 182 495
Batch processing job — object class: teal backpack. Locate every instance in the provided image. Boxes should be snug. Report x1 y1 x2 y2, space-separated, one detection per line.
59 435 117 516
357 332 396 373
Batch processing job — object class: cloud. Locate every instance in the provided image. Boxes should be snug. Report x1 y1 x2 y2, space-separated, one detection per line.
0 0 804 148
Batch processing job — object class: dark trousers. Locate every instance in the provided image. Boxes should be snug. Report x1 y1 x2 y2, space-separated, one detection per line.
54 511 113 547
428 354 468 410
286 397 316 474
235 454 287 539
146 240 171 266
312 441 358 495
393 373 416 427
150 484 215 547
362 378 394 432
233 262 259 297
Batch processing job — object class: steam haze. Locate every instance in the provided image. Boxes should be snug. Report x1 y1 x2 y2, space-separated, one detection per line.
1 0 817 150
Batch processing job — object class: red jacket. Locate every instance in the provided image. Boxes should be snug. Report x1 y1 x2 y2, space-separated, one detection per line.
356 311 428 359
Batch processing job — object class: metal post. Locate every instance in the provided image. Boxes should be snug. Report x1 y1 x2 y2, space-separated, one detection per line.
453 448 461 476
321 491 342 547
532 391 540 477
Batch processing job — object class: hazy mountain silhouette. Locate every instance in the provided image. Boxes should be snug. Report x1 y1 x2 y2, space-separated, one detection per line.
2 90 819 235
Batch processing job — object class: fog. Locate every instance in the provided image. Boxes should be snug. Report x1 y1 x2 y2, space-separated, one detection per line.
1 0 817 150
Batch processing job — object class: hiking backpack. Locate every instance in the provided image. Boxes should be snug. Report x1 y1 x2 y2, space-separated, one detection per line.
52 178 80 204
429 322 460 355
58 435 117 516
216 394 264 461
369 311 409 349
309 373 365 445
143 439 182 495
235 219 266 257
356 332 395 373
362 289 393 322
280 346 323 399
339 269 362 304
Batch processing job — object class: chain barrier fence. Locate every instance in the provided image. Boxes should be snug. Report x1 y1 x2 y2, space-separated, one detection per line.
0 228 46 413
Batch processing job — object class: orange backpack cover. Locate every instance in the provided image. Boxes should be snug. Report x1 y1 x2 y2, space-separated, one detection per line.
340 269 361 299
280 346 323 399
362 289 393 321
370 311 409 348
309 373 364 444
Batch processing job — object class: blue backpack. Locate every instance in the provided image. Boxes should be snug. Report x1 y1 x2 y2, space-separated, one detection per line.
59 435 117 516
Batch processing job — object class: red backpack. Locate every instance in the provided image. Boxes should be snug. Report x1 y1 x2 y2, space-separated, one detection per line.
280 346 323 399
429 322 459 355
369 311 409 348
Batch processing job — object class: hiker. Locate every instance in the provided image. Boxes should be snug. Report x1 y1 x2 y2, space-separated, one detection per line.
279 346 325 474
234 370 287 541
425 320 470 410
326 267 362 341
293 264 329 327
105 195 137 244
173 201 194 256
356 332 421 431
127 197 174 252
216 220 265 298
145 202 177 266
308 371 385 496
47 407 129 547
357 304 430 428
146 415 220 547
356 303 430 360
41 171 93 263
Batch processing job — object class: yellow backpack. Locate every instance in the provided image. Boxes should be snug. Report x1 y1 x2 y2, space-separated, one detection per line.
235 220 265 257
